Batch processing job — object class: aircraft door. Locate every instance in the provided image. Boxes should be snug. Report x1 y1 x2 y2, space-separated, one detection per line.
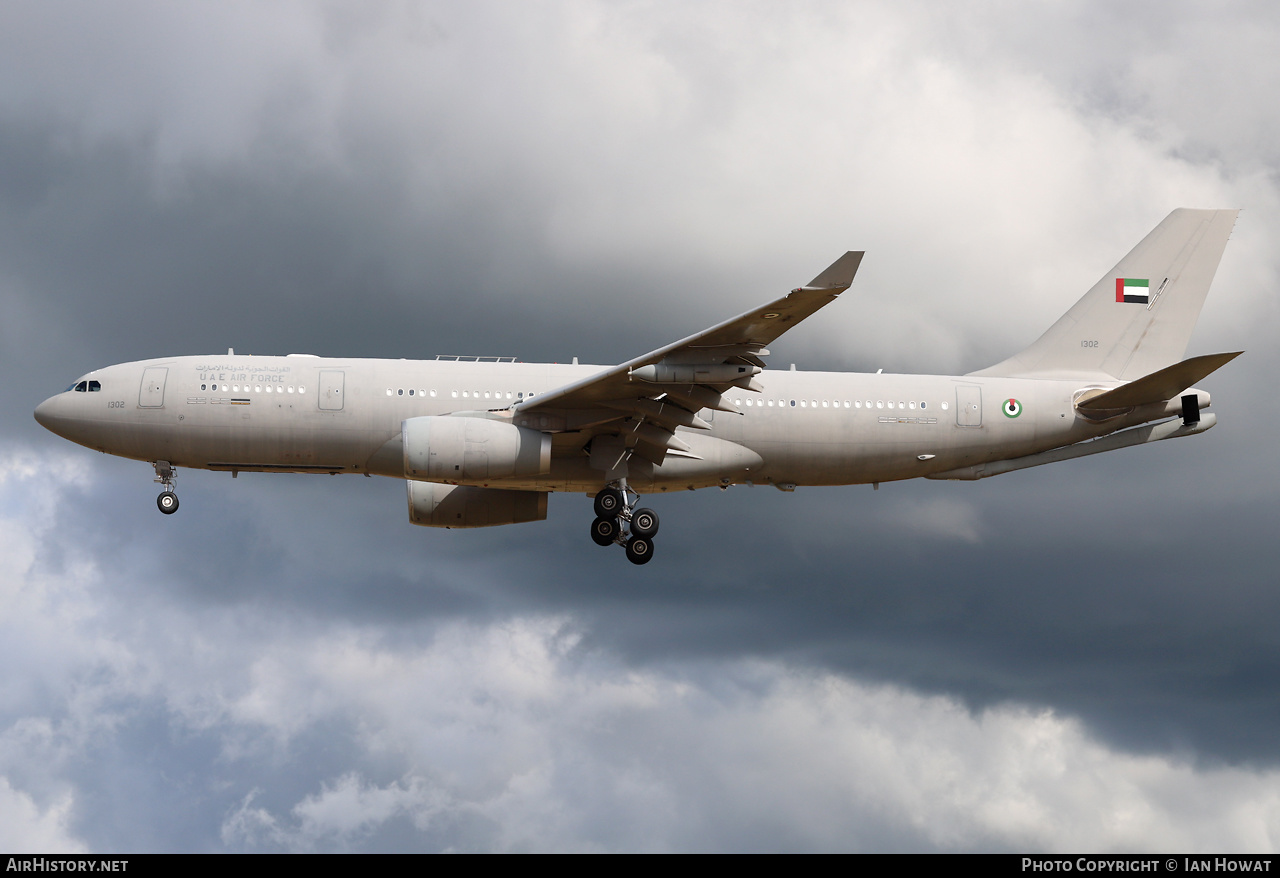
955 385 982 426
139 367 168 408
318 370 345 411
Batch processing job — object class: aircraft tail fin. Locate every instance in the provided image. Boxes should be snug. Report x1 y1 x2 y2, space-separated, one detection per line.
970 209 1239 381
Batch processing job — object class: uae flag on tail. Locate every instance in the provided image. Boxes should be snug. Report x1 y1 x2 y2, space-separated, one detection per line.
1116 277 1149 304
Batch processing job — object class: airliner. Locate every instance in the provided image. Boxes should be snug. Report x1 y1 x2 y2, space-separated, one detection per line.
34 209 1241 564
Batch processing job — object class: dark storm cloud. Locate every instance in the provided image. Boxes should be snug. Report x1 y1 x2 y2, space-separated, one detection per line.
2 0 1280 853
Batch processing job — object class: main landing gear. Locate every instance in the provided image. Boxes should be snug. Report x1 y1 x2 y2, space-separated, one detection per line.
590 481 660 565
153 460 179 515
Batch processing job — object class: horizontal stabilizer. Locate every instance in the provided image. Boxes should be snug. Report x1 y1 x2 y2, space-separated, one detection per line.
1076 351 1242 411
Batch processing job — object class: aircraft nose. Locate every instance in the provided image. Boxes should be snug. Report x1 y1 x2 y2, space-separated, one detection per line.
34 394 67 434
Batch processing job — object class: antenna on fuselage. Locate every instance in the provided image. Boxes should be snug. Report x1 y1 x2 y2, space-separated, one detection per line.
228 347 234 355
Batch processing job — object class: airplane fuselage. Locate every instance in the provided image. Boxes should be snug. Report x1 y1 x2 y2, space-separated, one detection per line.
35 354 1185 493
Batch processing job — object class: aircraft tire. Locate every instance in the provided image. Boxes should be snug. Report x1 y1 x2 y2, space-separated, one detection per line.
594 487 624 518
625 535 654 565
590 516 619 546
157 491 179 514
631 508 659 539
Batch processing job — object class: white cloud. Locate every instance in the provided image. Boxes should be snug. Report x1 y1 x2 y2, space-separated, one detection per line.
0 778 85 853
205 621 1280 852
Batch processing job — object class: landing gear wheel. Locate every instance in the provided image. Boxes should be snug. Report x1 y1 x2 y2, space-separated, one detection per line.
625 535 654 565
630 507 659 539
594 487 624 518
590 516 619 546
157 491 179 514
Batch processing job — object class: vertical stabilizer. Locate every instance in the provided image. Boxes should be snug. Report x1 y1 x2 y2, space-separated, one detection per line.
971 209 1238 380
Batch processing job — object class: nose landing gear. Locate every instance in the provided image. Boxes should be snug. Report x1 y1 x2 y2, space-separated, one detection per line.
153 460 179 515
590 480 659 565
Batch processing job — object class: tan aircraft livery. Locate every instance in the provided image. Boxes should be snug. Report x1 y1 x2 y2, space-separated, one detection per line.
35 209 1241 564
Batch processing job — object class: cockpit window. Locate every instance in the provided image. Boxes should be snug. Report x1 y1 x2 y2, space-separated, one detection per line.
73 381 88 392
88 380 101 392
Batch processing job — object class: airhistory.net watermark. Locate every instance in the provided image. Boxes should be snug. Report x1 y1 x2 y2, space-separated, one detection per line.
5 860 128 872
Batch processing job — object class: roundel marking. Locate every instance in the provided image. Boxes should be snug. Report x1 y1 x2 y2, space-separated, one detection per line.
1002 398 1023 418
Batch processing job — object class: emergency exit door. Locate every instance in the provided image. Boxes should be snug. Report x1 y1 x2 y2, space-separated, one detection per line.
318 370 345 411
138 367 168 408
955 385 982 426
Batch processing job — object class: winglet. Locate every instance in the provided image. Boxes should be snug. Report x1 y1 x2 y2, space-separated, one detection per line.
801 251 864 292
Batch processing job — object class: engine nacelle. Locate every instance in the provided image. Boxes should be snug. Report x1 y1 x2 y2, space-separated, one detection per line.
403 415 550 483
407 482 548 528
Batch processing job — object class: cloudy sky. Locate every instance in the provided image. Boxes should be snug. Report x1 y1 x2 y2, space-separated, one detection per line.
2 0 1279 853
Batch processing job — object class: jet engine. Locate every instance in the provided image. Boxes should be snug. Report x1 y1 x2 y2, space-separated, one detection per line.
402 415 550 482
407 481 548 528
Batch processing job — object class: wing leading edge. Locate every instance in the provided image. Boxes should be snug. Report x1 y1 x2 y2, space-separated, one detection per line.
513 251 863 465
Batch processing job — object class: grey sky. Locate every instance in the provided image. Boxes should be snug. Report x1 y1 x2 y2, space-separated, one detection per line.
2 0 1279 852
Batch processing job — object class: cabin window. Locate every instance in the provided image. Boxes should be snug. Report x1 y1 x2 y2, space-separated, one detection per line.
431 390 437 397
790 400 795 406
920 401 927 409
941 402 949 410
876 401 883 409
398 388 404 396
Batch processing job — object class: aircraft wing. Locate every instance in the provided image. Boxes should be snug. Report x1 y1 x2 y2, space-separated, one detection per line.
513 251 863 464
